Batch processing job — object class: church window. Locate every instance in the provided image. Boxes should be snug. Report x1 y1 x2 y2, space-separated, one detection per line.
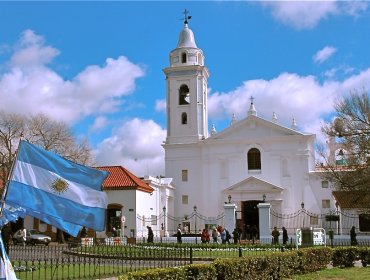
321 181 329 188
181 52 187 63
247 148 261 170
182 169 188 181
179 85 190 105
322 199 330 208
181 112 187 124
182 195 188 205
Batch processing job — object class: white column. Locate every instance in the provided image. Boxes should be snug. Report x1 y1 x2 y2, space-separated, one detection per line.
224 203 237 231
258 203 271 244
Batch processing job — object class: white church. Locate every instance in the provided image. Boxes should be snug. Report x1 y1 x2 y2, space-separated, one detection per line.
161 16 345 237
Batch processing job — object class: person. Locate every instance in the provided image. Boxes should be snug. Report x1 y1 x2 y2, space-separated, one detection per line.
250 225 258 244
350 226 357 246
282 227 288 245
201 229 210 243
212 227 218 243
272 226 280 245
21 226 27 247
221 228 226 244
176 224 182 243
81 226 87 238
147 226 154 243
232 228 240 244
245 225 251 242
225 229 231 244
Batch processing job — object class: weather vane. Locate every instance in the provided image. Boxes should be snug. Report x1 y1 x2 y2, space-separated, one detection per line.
183 9 192 24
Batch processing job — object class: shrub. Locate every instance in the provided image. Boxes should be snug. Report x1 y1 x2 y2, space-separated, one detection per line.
332 247 359 268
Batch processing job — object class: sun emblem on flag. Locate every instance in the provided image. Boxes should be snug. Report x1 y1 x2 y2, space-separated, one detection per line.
51 178 69 194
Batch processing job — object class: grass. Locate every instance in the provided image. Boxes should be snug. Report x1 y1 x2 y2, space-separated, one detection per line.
289 267 370 280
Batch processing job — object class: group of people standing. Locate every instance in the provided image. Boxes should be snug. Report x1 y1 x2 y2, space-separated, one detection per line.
271 226 289 245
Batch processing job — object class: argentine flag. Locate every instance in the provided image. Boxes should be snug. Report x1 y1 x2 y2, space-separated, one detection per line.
5 140 108 237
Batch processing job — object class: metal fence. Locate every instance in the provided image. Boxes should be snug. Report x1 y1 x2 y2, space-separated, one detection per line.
8 242 190 280
8 238 370 280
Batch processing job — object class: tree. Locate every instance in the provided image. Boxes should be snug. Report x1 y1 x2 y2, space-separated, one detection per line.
0 112 94 243
320 90 370 192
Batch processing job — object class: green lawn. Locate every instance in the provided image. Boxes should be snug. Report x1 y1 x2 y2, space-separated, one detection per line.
289 267 370 280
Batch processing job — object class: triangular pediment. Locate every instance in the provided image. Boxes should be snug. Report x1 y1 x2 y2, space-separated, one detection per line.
207 115 312 142
224 176 284 194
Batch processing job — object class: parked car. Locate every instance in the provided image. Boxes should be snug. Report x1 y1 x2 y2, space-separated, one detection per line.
13 229 51 246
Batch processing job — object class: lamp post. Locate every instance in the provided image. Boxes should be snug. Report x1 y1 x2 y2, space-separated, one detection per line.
163 206 166 237
301 202 305 228
335 201 340 235
228 195 232 203
193 205 197 244
262 194 266 202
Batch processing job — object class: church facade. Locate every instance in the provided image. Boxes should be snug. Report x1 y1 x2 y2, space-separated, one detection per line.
162 18 336 235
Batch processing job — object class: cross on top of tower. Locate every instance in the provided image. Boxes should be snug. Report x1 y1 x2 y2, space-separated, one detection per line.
250 96 255 104
183 9 192 24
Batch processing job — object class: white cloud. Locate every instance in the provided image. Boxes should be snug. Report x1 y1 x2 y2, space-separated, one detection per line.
259 1 368 29
90 116 108 132
0 30 145 124
155 99 166 113
313 46 337 64
95 118 166 177
208 69 370 137
11 29 60 67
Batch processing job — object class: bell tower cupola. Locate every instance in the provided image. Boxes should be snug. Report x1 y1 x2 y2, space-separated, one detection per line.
163 10 209 145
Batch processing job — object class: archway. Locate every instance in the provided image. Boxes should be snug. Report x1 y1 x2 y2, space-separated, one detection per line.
242 200 262 239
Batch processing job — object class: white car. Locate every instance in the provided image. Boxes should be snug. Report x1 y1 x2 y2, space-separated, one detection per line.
13 229 51 246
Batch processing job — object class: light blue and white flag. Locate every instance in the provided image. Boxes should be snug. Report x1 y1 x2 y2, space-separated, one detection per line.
0 231 17 280
5 140 108 237
0 203 26 228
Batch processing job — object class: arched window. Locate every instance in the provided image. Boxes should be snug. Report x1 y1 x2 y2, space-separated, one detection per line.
247 148 261 170
181 112 187 124
179 84 190 105
181 52 187 63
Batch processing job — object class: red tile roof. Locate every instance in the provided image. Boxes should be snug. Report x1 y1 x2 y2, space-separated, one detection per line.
333 191 370 209
95 166 154 193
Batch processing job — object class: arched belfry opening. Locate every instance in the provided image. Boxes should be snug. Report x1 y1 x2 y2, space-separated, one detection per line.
181 112 188 124
179 84 190 105
181 52 187 63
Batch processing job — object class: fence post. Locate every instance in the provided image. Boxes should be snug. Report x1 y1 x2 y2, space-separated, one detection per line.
238 246 242 258
190 247 193 264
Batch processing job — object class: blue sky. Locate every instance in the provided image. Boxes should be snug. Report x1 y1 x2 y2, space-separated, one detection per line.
1 1 370 176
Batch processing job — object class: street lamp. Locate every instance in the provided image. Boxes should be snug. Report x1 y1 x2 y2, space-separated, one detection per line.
193 205 197 244
335 201 340 235
262 194 266 202
163 206 166 236
301 202 305 228
228 195 232 203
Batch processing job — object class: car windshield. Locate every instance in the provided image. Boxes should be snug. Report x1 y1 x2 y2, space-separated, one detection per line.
28 229 41 235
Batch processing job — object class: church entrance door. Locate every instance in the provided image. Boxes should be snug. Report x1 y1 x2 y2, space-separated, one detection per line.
242 200 262 239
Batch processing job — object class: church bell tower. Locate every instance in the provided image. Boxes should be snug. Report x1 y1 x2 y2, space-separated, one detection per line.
163 11 209 144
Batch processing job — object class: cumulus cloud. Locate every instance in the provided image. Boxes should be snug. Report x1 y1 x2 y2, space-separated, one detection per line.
0 30 145 124
94 118 166 177
259 1 368 29
313 46 337 64
208 69 370 136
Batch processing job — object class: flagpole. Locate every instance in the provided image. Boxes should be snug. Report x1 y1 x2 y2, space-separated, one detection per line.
0 138 23 218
